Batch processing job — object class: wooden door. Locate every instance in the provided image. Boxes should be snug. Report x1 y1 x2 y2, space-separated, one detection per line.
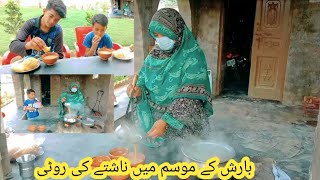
249 0 291 100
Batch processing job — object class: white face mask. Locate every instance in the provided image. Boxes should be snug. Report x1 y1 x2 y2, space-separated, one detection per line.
155 36 175 51
71 88 77 93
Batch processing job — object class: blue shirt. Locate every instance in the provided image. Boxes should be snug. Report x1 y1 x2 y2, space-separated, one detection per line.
83 31 113 55
24 99 39 118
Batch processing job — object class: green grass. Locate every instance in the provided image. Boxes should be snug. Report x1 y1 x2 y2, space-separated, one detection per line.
0 7 134 56
114 76 128 82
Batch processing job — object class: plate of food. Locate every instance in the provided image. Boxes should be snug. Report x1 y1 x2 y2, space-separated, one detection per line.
11 57 40 73
112 49 134 60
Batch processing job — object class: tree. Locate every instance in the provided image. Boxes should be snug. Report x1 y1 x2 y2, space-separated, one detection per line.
101 2 109 13
0 0 25 35
85 11 94 26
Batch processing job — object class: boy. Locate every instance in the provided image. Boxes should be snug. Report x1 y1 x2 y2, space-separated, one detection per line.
23 89 43 120
9 0 67 59
84 14 113 56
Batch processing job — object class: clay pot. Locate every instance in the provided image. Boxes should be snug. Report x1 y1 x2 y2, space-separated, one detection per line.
91 155 111 169
37 125 46 132
124 152 145 167
109 148 130 180
28 125 37 132
42 52 58 65
109 147 129 160
110 174 130 180
98 48 112 61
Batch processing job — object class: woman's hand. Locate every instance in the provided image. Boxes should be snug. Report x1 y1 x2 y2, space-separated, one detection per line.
147 119 168 139
127 84 142 98
61 97 66 103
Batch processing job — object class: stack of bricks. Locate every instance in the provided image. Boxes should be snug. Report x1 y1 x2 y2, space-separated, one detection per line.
318 103 320 122
303 96 320 117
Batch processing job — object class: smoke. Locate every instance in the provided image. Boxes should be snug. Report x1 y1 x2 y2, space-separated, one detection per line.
84 106 92 116
64 103 86 118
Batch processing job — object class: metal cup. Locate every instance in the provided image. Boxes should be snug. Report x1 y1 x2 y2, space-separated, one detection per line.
34 102 42 109
16 154 36 179
115 124 142 143
115 124 130 138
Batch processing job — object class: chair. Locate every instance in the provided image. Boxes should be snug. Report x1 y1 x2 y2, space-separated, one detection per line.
2 36 71 65
112 42 123 50
63 44 71 58
1 51 20 65
74 26 93 57
74 26 123 57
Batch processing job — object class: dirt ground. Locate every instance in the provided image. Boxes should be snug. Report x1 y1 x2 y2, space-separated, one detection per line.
208 96 316 179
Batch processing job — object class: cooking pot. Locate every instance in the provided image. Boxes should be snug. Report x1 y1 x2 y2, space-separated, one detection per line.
63 114 79 124
81 118 95 127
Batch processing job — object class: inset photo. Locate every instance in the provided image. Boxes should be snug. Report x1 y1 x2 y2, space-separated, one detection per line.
1 74 114 133
0 0 134 75
113 76 131 124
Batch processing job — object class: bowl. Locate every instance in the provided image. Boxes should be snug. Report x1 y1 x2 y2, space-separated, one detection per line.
37 125 46 132
109 147 129 160
42 52 58 65
98 48 113 61
28 125 37 132
124 152 145 167
91 155 111 169
108 148 130 180
110 174 130 180
181 141 235 179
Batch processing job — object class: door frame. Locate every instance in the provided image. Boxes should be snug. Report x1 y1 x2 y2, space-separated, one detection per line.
216 0 292 101
214 0 225 96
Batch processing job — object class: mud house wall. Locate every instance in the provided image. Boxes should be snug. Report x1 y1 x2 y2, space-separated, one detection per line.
57 75 111 117
134 0 222 95
81 75 111 118
30 75 41 101
50 76 61 106
12 74 41 107
134 0 160 72
283 0 320 105
176 0 192 30
12 75 26 107
189 0 222 95
11 74 113 131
